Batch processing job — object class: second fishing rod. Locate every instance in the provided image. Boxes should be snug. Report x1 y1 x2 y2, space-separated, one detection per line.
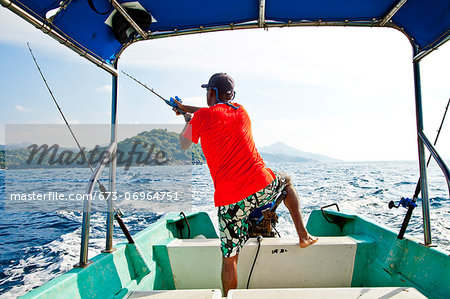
28 44 135 245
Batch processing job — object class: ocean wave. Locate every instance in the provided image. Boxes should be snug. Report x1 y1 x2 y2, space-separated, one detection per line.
0 161 449 297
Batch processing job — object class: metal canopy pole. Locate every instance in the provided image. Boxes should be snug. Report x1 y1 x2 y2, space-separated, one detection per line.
103 61 119 253
75 142 117 267
414 35 450 63
412 45 432 246
110 0 148 39
0 0 118 76
258 0 266 28
380 0 408 26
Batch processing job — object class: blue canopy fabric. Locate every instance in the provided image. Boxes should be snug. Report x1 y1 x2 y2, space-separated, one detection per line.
15 0 60 19
7 0 450 66
52 0 123 63
266 0 395 22
393 0 450 53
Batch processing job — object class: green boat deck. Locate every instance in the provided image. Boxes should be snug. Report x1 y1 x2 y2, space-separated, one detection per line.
21 210 450 299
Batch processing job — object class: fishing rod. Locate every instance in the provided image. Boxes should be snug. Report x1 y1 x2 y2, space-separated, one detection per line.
122 70 208 168
28 43 135 243
121 70 186 115
27 43 109 196
391 98 450 239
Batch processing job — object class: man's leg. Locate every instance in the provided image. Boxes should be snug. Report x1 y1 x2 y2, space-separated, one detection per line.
222 254 239 297
283 176 318 247
218 200 251 297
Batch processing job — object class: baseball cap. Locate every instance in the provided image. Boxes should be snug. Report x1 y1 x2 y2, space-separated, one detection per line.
201 73 235 95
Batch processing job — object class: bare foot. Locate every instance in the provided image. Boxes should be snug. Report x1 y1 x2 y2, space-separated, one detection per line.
299 235 318 248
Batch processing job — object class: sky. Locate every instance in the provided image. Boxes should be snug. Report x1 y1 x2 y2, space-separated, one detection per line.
0 8 449 162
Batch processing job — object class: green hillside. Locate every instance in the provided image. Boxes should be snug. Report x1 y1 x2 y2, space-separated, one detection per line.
4 129 205 169
0 148 4 170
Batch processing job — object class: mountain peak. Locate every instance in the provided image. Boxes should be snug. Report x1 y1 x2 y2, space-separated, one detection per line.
259 142 341 163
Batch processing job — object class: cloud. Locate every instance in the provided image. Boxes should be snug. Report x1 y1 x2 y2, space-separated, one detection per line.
2 11 449 161
121 28 411 90
0 9 87 63
182 96 206 107
97 84 112 93
14 105 26 112
252 114 417 161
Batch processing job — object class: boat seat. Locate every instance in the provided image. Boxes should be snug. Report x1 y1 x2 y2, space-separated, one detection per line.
166 236 360 289
227 287 426 298
126 289 222 299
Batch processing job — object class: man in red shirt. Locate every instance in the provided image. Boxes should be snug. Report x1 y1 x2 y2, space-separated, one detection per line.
174 73 317 296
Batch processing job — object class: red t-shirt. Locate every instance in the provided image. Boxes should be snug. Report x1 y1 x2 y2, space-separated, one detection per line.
183 103 275 206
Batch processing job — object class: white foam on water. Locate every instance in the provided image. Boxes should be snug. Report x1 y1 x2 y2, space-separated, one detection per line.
1 161 448 298
1 212 108 298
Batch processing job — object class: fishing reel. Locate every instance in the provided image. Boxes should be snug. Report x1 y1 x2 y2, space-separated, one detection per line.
248 190 288 238
168 96 186 115
388 197 417 209
168 96 182 108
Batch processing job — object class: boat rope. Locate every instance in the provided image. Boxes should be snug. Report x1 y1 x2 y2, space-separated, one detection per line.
272 224 281 237
27 43 109 198
176 212 191 239
320 203 340 224
246 235 263 289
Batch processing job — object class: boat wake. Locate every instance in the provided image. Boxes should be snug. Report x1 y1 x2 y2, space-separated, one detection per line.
0 161 449 297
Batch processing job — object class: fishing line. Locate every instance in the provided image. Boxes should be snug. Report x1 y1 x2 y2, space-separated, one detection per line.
121 70 186 115
122 70 205 165
27 42 109 196
28 45 137 244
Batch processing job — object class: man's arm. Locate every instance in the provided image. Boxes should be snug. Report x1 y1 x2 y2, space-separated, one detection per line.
179 103 202 114
179 113 193 150
173 98 203 114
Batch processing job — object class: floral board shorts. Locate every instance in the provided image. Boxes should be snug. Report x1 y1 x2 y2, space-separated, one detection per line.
218 171 288 258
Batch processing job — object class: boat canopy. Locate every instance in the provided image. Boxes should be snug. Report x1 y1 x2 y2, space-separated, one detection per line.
2 0 450 73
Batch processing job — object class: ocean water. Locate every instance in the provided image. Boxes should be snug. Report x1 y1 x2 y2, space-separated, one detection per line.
0 161 449 298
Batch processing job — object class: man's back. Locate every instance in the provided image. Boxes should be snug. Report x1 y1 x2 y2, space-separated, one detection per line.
185 103 274 206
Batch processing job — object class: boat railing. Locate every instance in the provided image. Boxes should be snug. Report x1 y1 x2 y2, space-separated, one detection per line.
75 141 117 268
418 131 450 197
416 128 450 246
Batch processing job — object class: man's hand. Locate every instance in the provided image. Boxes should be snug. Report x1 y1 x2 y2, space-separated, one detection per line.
171 97 188 115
